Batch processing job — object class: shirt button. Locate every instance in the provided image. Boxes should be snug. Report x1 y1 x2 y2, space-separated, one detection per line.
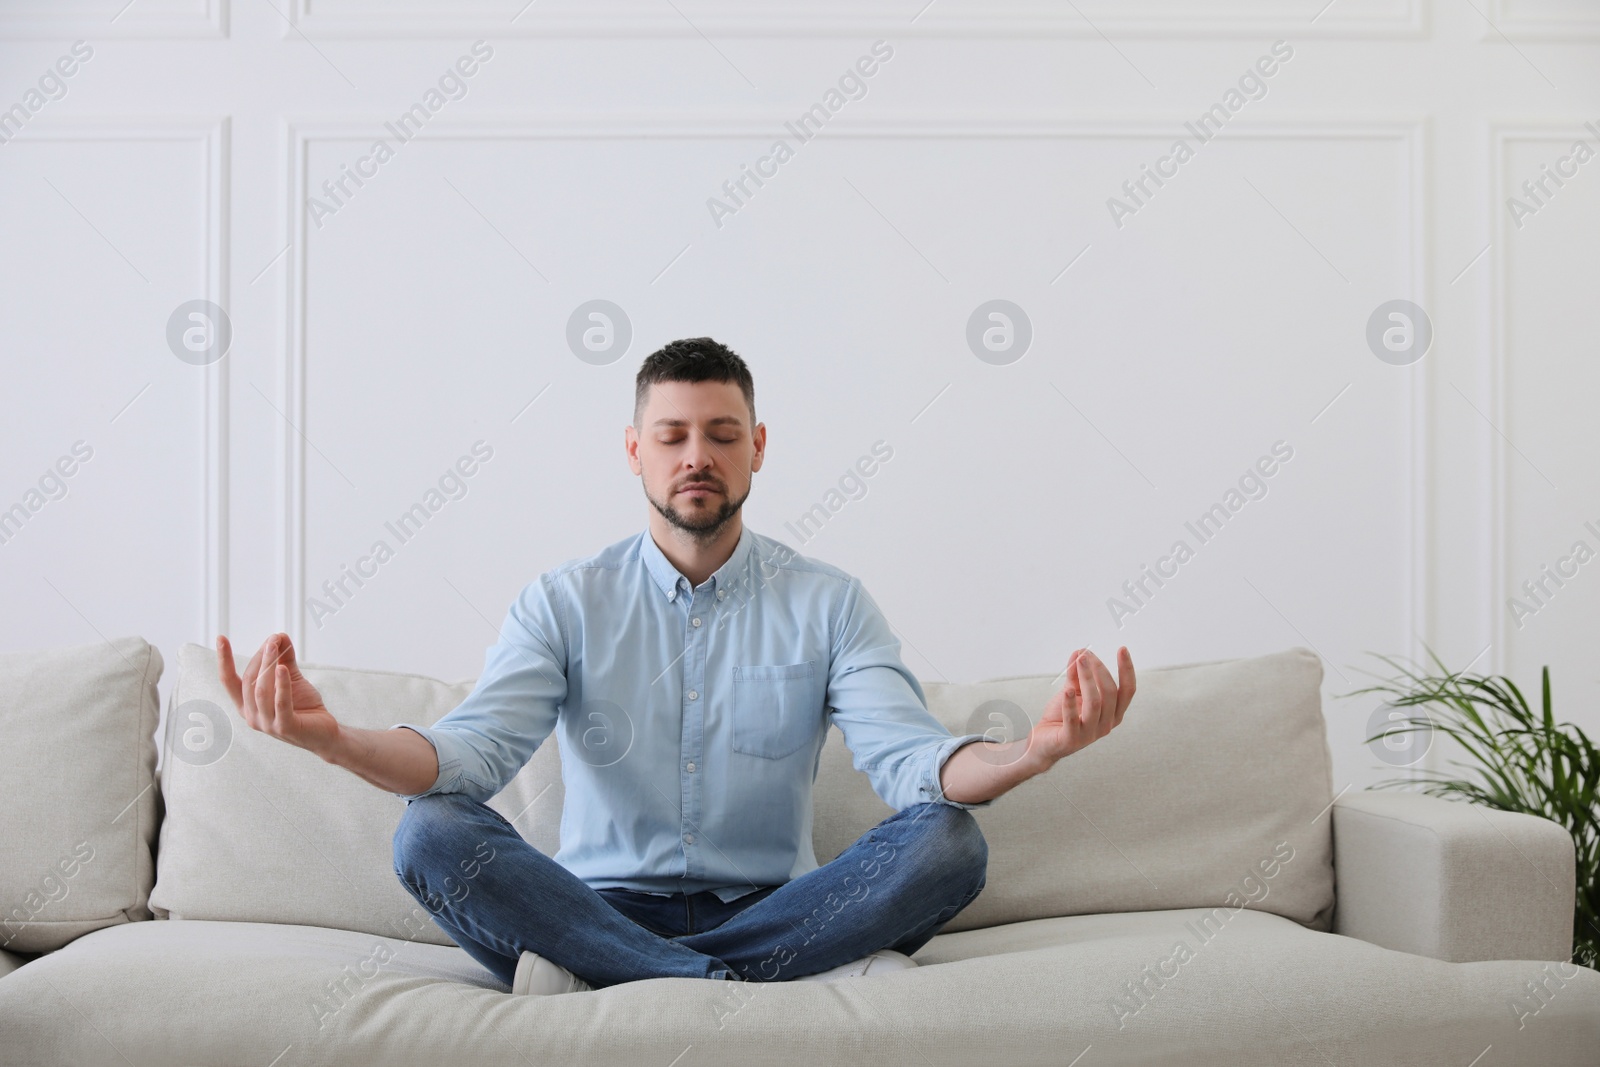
683 833 696 844
686 761 697 773
716 590 726 600
687 690 698 701
691 617 702 628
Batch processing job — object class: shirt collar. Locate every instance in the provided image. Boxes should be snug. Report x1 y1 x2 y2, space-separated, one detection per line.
640 523 755 601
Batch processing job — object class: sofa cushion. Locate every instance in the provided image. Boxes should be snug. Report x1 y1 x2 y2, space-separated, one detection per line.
153 642 1334 947
3 914 1596 1066
812 646 1337 933
148 643 561 948
0 636 162 953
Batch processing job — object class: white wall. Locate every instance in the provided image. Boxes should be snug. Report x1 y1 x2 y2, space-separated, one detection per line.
2 0 1597 797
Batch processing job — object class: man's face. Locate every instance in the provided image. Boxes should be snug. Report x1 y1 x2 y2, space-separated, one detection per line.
629 379 764 538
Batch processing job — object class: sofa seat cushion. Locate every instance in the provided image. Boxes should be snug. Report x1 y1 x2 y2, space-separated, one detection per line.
3 914 1595 1066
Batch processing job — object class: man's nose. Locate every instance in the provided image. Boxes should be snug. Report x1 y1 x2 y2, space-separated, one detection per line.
683 435 718 471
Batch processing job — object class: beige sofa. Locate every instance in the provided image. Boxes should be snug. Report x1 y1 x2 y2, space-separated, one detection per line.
2 637 1596 1066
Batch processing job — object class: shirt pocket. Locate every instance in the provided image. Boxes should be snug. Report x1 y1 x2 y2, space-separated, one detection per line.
731 661 820 760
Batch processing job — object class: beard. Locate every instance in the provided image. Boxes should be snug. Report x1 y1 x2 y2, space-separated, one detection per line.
643 473 748 540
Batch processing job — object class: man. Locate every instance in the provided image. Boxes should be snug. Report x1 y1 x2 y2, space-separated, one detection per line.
215 337 1136 996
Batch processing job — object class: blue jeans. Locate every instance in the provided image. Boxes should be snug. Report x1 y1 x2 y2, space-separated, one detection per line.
392 792 987 989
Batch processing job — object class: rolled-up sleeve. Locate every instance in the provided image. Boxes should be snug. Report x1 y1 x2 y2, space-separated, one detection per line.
389 573 569 804
824 576 993 812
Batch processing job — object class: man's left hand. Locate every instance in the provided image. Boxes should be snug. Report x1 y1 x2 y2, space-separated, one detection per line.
1028 646 1136 766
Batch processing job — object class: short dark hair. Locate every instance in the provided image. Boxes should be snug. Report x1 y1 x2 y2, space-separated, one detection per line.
633 337 756 429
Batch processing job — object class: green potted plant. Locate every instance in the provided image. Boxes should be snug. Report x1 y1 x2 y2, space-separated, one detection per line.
1342 646 1599 969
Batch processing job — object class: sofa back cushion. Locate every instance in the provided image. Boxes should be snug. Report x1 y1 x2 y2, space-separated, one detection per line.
1 636 163 952
149 643 561 948
153 642 1334 946
813 646 1337 933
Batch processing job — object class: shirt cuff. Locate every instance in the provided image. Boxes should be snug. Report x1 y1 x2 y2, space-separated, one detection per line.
918 733 996 810
389 723 460 801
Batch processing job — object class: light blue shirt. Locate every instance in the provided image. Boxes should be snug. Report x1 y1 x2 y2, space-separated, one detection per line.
392 524 989 902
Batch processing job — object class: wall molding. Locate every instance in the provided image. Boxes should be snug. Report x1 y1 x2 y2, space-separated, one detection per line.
0 0 226 39
6 117 230 640
1486 122 1595 677
1400 117 1431 695
204 117 232 642
1484 0 1600 41
281 116 1427 672
288 0 1423 39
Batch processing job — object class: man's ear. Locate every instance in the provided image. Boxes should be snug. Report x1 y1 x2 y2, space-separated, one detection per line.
624 426 641 474
750 423 766 473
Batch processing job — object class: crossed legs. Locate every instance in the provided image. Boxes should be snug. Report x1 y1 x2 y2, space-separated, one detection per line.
392 791 987 990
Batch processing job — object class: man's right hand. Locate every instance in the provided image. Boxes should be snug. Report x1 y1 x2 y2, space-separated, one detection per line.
216 633 341 758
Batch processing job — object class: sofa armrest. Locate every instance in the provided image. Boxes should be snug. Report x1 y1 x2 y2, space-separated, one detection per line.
1331 790 1575 963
